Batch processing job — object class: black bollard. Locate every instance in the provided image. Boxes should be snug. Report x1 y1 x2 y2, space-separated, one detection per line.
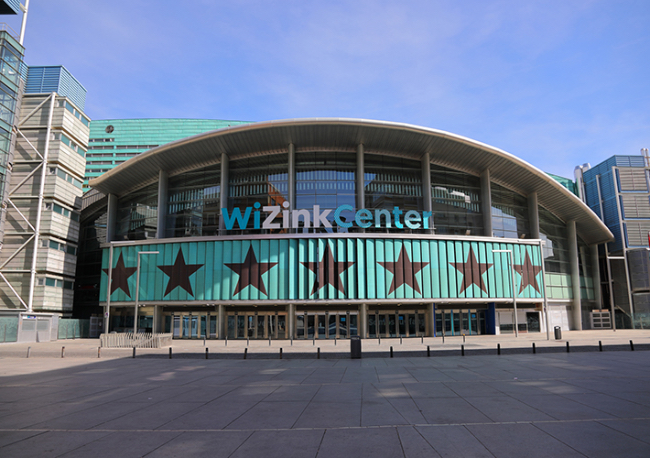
61 346 65 358
169 347 172 359
269 337 271 346
532 343 536 354
203 337 206 346
26 346 30 358
280 348 283 359
599 340 603 352
427 345 430 357
497 343 500 355
98 347 101 358
317 347 320 359
244 348 248 359
566 342 570 353
291 337 293 346
400 336 403 345
247 337 249 347
225 336 228 346
461 345 465 356
421 336 424 344
132 347 136 358
378 336 381 344
205 348 209 360
630 340 635 351
390 346 394 358
463 334 466 343
442 334 445 344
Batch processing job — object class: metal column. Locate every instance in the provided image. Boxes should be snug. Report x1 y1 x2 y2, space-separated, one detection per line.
219 153 229 233
156 170 168 238
421 152 433 233
480 169 492 236
527 191 540 239
356 144 364 211
567 220 582 330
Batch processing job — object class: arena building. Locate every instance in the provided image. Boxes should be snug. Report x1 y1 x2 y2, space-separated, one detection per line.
83 118 613 340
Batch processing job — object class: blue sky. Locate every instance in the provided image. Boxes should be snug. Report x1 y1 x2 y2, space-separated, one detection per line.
3 0 649 177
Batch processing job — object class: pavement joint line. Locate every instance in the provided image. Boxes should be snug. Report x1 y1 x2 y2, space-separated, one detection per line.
3 417 648 433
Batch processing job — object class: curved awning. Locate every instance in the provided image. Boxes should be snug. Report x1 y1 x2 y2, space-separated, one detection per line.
89 118 613 245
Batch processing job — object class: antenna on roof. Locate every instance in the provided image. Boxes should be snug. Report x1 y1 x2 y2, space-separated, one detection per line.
19 0 30 45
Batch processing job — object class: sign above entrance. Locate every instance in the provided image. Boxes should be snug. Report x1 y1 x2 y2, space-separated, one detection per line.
221 203 433 231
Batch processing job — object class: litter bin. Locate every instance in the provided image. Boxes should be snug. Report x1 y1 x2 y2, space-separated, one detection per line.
554 326 562 340
350 336 362 359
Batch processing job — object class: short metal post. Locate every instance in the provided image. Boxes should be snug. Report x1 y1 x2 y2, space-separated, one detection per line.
132 347 136 358
61 346 65 358
400 336 402 345
313 335 315 346
225 336 228 346
291 337 293 346
630 340 635 351
269 337 271 346
335 338 337 346
244 348 248 359
463 334 466 343
247 337 249 346
421 336 424 344
98 347 101 358
566 342 570 353
205 348 209 359
599 340 603 352
427 345 430 357
497 343 500 355
532 343 536 354
169 347 172 359
390 346 393 358
26 346 31 358
442 334 445 344
317 347 320 359
279 348 283 359
461 344 465 356
203 337 206 346
378 336 381 344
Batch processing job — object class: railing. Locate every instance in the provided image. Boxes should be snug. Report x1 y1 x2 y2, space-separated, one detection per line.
100 332 173 348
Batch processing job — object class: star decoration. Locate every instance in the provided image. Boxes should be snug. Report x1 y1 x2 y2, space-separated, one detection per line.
225 246 278 296
158 250 203 296
103 252 137 297
450 247 493 294
378 245 429 295
513 251 543 294
301 243 355 296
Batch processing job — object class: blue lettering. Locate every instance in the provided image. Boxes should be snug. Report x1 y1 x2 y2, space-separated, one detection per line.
221 207 252 230
334 204 353 228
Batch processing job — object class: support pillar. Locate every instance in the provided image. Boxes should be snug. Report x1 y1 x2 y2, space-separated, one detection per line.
590 244 602 309
219 153 229 234
288 143 295 209
421 153 433 233
287 304 295 339
356 144 364 210
480 169 492 237
527 192 540 239
106 193 118 243
218 304 225 340
157 170 168 238
567 220 582 330
428 303 435 337
359 303 367 338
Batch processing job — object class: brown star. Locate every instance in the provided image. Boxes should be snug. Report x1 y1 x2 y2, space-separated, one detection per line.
301 243 355 296
450 246 493 294
158 250 203 296
379 245 429 295
514 251 543 294
103 252 137 297
225 246 278 296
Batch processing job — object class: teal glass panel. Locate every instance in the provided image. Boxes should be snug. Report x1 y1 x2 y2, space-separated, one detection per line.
375 239 386 299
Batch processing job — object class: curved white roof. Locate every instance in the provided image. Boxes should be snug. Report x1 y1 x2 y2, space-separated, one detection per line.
89 118 613 245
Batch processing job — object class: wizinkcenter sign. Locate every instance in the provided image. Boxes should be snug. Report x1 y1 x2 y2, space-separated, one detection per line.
222 203 433 231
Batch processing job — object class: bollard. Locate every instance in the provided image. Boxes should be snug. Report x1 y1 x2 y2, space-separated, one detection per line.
378 336 381 344
427 345 430 357
335 338 337 346
132 347 136 358
463 334 466 343
247 337 249 347
98 347 101 358
26 346 31 358
317 347 320 359
400 336 403 345
169 347 172 359
497 343 500 355
244 348 248 359
61 346 65 358
599 340 603 352
421 336 424 344
630 340 635 351
461 344 465 356
280 348 283 359
205 348 209 360
442 334 445 344
291 337 293 346
566 342 570 353
203 337 206 346
532 343 536 354
390 346 394 358
313 336 315 346
225 336 228 346
269 337 271 347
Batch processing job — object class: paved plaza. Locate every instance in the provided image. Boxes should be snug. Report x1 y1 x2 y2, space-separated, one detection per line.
1 332 650 457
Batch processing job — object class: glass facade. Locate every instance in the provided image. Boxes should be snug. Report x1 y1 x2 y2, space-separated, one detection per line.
296 151 355 232
167 164 221 237
491 183 530 239
115 182 158 241
430 164 483 236
365 154 422 233
539 206 572 299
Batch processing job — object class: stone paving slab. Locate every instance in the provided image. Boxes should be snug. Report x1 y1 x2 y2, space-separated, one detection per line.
0 351 649 457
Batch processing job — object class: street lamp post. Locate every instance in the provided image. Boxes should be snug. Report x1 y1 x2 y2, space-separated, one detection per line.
493 249 518 337
135 251 159 334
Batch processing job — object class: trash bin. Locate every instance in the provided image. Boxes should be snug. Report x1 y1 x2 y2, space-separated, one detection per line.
350 335 362 359
554 326 562 340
